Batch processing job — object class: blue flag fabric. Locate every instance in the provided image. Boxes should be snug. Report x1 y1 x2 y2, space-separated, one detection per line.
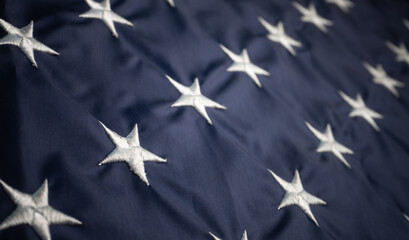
1 0 409 239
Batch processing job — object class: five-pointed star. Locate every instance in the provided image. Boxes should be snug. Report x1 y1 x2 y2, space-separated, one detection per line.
386 41 409 66
219 45 269 88
209 230 248 240
99 122 166 185
325 0 354 13
404 213 409 222
79 0 134 38
167 0 175 7
339 91 383 132
258 17 302 56
166 75 226 124
0 179 81 240
293 2 333 33
268 169 326 226
363 62 404 97
306 122 354 168
0 19 59 67
404 19 409 30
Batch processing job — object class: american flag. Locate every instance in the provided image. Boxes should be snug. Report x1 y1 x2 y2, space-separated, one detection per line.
1 0 409 239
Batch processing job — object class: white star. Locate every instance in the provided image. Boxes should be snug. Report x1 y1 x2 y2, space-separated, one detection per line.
386 41 409 66
325 0 354 13
339 91 383 132
258 17 302 56
293 2 333 33
268 170 326 226
219 45 269 87
166 75 226 125
404 19 409 30
79 0 134 38
99 122 166 185
167 0 175 7
209 230 248 240
404 213 409 222
305 122 354 168
0 19 59 67
209 232 222 240
0 179 81 240
363 62 404 97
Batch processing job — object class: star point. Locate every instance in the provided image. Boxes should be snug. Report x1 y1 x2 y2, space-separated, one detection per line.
363 62 404 97
404 213 409 222
293 2 333 33
0 19 59 67
268 169 326 226
258 17 302 56
220 44 269 87
167 0 175 7
99 122 166 185
404 19 409 30
306 122 353 168
386 41 409 66
166 75 226 124
209 230 248 240
241 231 248 240
79 0 134 38
0 179 81 240
339 91 383 132
209 232 222 240
325 0 354 13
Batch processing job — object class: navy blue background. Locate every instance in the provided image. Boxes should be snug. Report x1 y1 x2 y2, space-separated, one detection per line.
1 0 409 239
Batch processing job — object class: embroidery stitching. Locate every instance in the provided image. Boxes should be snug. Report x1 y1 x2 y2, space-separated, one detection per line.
0 19 59 67
293 2 333 33
79 0 134 38
268 169 326 226
363 62 404 97
258 17 302 56
339 91 383 132
305 122 354 168
99 122 167 185
219 44 269 88
166 75 226 125
386 41 409 66
325 0 354 13
0 179 82 240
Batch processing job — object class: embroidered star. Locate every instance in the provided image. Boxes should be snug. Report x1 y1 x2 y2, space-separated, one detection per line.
305 122 354 168
293 2 333 33
209 232 222 240
99 122 166 185
404 19 409 30
386 41 409 66
79 0 134 38
339 91 383 132
325 0 354 13
258 17 302 56
209 230 248 240
363 62 404 97
268 169 326 226
219 45 269 87
166 75 226 124
0 19 59 67
167 0 175 7
0 179 81 240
